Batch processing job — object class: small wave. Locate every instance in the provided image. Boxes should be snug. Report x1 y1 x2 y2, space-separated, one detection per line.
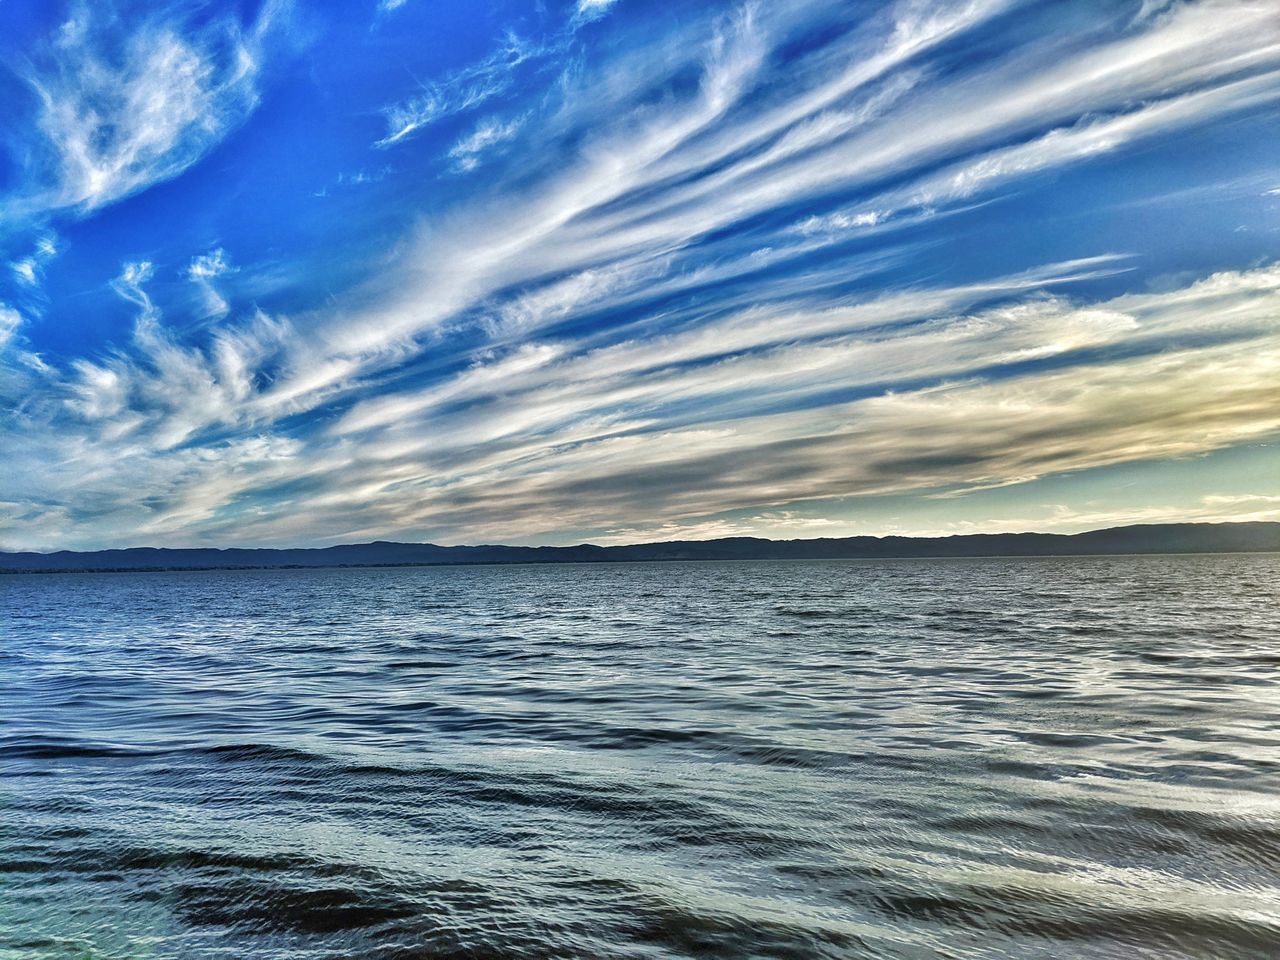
5 553 1278 959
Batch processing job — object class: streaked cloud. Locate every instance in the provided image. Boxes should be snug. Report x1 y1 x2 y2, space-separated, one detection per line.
375 33 540 148
5 259 1278 550
1 0 1278 550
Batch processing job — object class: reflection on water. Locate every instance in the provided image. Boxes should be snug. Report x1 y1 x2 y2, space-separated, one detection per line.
3 555 1279 958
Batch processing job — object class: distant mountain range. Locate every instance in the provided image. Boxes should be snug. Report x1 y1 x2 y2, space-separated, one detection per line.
1 522 1276 573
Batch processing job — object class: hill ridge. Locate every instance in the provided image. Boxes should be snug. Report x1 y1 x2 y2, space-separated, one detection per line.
2 521 1277 573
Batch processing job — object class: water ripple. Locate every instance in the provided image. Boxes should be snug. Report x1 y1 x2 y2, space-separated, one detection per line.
2 555 1279 958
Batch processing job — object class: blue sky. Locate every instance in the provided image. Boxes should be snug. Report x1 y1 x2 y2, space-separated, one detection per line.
1 0 1278 551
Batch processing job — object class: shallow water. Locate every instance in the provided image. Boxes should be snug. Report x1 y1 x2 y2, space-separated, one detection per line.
3 555 1279 959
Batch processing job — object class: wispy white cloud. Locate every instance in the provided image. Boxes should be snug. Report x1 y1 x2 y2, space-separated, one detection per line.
186 248 237 319
311 167 392 198
59 263 290 451
376 33 540 147
806 72 1280 236
9 234 59 289
110 259 156 314
11 260 39 287
448 115 527 171
375 0 635 148
4 1 286 222
574 0 622 25
0 305 24 351
187 249 232 281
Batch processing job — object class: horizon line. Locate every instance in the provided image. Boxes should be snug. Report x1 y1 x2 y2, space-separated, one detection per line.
4 519 1277 560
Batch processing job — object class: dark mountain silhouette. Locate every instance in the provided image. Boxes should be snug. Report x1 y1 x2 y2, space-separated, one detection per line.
1 522 1276 573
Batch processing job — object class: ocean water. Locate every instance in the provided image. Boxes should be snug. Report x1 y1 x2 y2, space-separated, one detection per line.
2 555 1279 960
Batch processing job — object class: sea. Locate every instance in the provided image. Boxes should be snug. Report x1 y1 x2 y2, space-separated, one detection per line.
2 555 1279 959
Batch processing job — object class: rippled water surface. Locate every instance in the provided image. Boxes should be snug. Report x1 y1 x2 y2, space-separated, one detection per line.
3 556 1280 959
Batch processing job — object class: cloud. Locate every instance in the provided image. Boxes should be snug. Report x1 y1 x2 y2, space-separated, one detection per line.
375 0 635 149
9 234 60 289
574 0 621 25
0 305 24 351
187 248 238 319
187 249 232 281
448 115 527 171
1201 493 1280 507
30 259 295 456
807 73 1280 235
375 33 540 147
5 258 1278 550
326 0 1277 383
4 1 285 221
594 509 839 546
111 259 156 314
309 265 1279 539
3 0 1280 550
